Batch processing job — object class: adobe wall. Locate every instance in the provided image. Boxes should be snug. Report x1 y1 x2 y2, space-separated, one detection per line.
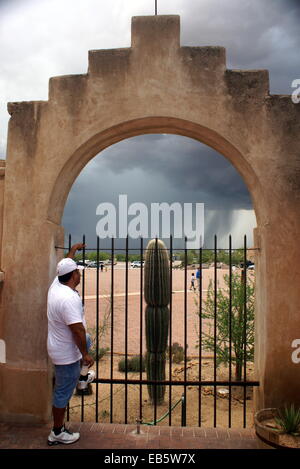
0 161 5 262
0 161 5 364
0 15 299 422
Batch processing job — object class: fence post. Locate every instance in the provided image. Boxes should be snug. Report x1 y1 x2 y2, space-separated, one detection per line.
181 393 186 427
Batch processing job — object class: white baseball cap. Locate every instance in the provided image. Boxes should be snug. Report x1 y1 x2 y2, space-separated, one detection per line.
57 258 84 276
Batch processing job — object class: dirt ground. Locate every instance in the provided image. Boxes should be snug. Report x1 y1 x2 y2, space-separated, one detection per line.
68 265 256 428
68 356 256 429
79 264 255 356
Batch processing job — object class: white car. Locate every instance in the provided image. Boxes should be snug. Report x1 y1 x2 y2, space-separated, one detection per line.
131 261 145 268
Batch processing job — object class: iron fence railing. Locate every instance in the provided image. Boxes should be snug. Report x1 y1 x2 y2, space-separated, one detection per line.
55 234 259 427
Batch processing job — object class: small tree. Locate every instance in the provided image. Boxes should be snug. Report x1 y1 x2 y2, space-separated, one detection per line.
87 296 112 361
87 251 111 262
116 253 126 262
202 249 214 264
179 250 194 266
196 272 255 381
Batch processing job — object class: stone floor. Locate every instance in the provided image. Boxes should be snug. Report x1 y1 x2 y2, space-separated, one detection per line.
0 422 271 450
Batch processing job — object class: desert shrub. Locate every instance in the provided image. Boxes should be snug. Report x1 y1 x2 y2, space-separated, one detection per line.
118 355 146 373
167 342 189 364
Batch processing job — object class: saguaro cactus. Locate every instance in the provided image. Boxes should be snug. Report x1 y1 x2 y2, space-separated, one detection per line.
144 238 170 404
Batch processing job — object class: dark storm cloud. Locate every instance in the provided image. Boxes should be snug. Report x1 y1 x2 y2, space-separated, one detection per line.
1 0 299 156
96 135 252 210
63 135 255 249
177 0 300 94
285 0 300 12
0 0 19 8
1 0 297 246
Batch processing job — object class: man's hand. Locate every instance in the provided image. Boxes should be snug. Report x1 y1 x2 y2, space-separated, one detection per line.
82 353 94 368
67 243 86 259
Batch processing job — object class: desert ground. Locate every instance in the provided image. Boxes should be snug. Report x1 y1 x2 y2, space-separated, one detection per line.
68 264 256 428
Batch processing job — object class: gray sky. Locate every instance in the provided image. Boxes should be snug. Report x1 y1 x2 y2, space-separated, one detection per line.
1 0 299 249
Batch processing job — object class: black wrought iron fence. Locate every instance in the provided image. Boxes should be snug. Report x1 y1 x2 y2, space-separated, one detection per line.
55 234 259 428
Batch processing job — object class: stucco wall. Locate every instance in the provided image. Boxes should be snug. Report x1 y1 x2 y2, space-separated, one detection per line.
0 160 5 361
0 161 5 262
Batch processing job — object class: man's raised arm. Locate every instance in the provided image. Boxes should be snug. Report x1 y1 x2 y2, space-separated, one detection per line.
66 243 86 260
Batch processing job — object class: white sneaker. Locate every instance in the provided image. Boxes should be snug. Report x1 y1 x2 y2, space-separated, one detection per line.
77 370 95 390
48 426 80 446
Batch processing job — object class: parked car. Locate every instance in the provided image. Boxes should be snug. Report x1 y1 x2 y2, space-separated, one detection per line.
131 260 145 268
240 260 255 269
88 261 105 268
77 260 89 266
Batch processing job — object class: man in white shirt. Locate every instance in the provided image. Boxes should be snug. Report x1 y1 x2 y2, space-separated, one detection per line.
47 243 94 446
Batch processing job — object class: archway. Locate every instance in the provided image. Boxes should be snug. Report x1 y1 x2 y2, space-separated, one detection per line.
62 131 258 426
62 131 257 248
0 15 299 423
47 117 263 228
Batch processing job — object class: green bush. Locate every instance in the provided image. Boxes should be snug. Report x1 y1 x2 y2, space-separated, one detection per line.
118 355 146 373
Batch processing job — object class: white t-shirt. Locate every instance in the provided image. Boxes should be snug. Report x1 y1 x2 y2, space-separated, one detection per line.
47 277 87 365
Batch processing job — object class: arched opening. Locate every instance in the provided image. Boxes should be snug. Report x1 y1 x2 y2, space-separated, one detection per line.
58 124 258 427
63 133 257 247
47 117 262 229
